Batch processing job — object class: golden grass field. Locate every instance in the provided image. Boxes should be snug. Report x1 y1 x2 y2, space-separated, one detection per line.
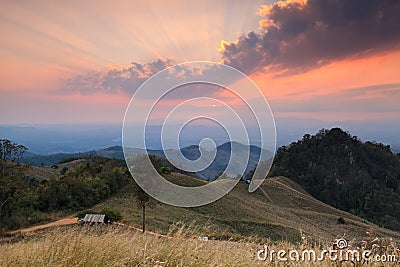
1 225 399 267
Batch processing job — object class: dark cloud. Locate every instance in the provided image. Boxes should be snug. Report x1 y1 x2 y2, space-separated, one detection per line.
220 0 400 74
63 59 176 95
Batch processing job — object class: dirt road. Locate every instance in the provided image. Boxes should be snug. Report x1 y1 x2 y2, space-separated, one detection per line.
7 217 79 235
6 218 168 239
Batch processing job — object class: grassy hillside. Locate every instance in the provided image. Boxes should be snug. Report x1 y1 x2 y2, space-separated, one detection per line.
24 159 86 181
3 155 400 244
91 172 400 244
2 164 400 266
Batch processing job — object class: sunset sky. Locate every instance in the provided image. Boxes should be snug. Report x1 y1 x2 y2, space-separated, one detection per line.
1 0 399 125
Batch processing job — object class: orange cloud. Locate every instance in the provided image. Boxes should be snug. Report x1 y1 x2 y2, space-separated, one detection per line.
251 50 400 99
258 0 307 18
248 49 400 122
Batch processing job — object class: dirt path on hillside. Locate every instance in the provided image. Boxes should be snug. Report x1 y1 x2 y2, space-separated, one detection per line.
114 222 168 238
7 217 79 235
5 217 169 240
258 187 274 203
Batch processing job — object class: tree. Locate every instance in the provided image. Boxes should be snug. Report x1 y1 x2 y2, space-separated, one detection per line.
0 139 12 161
0 139 27 162
0 140 29 218
13 144 28 163
133 184 151 233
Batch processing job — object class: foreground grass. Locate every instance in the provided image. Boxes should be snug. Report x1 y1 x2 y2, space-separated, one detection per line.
1 226 261 266
1 226 399 266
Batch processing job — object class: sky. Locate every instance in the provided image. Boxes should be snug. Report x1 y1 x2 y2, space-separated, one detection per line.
1 0 400 127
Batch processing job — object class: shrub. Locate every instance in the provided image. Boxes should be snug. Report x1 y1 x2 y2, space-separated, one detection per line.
60 167 68 175
160 166 171 174
101 208 123 223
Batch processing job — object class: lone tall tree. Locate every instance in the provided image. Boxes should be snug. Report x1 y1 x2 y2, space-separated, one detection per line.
135 186 150 233
0 140 28 217
127 155 159 233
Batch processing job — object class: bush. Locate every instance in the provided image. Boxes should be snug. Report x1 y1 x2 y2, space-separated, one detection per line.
160 166 171 174
337 217 345 224
101 208 123 223
60 167 68 175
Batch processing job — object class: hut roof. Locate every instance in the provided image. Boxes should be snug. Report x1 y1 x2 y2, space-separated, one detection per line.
82 214 105 223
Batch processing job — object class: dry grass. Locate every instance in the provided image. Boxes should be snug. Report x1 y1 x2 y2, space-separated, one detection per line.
1 225 399 267
0 226 262 266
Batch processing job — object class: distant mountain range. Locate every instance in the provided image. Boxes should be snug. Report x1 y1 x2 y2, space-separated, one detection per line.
21 142 272 180
2 119 399 155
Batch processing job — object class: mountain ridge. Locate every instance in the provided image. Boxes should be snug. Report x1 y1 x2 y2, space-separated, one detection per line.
269 127 400 231
21 142 272 180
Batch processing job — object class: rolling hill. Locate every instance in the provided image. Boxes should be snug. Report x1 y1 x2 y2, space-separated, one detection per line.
92 171 400 244
2 168 400 266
